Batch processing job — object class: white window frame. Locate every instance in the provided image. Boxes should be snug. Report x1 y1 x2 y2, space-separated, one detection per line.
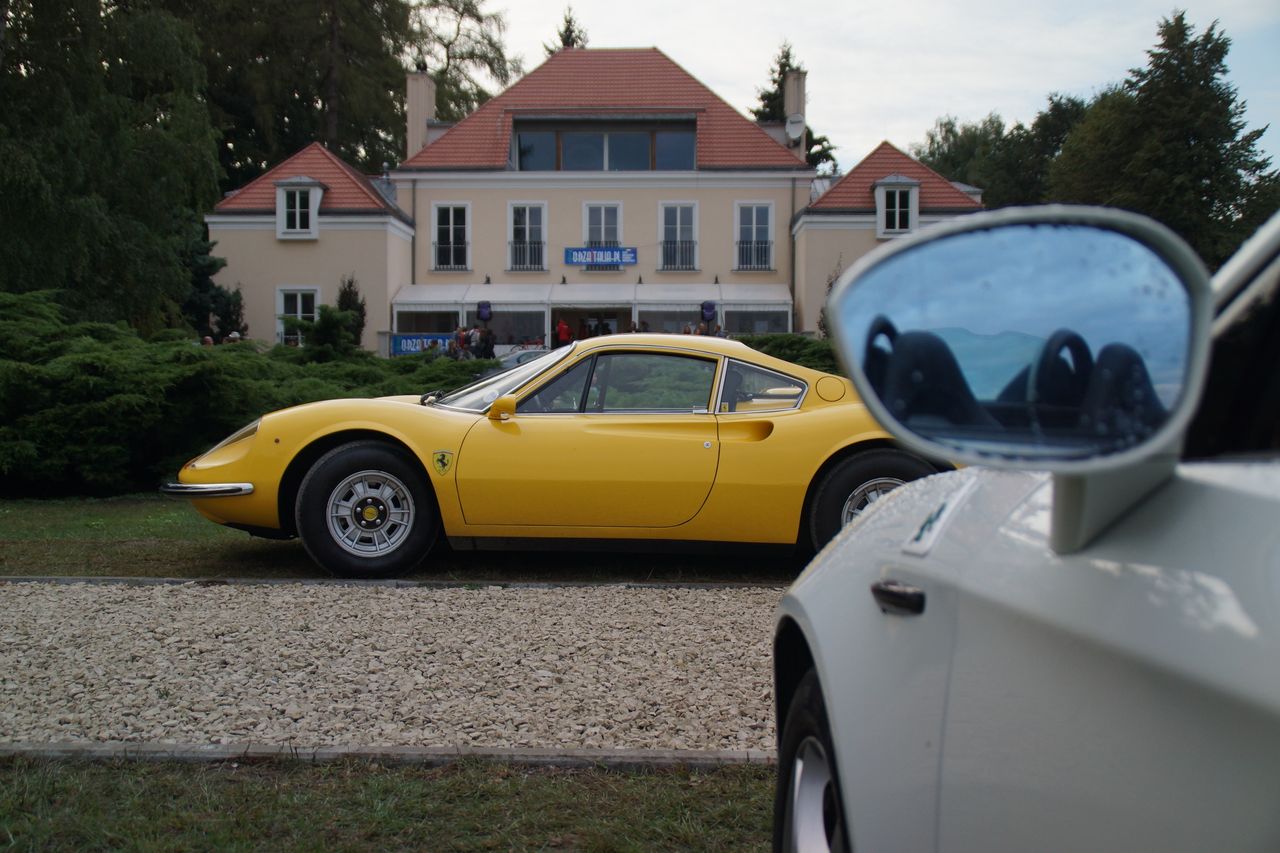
658 201 699 271
581 201 624 244
275 184 322 240
276 286 320 344
431 202 471 271
508 201 549 271
733 201 775 271
875 183 920 238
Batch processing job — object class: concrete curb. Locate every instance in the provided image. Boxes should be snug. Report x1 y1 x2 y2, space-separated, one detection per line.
0 576 784 591
0 742 775 770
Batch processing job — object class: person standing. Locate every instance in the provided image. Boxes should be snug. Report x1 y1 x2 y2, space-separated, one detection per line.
556 317 572 348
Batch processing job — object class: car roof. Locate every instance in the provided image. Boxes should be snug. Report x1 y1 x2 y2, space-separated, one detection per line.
569 334 832 380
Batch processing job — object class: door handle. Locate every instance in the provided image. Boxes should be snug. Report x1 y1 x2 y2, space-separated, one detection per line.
871 580 926 616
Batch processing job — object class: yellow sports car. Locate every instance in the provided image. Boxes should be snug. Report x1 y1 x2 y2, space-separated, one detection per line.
162 334 945 577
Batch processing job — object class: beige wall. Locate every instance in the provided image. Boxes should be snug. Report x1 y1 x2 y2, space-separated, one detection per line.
208 218 410 350
397 176 812 304
793 223 880 333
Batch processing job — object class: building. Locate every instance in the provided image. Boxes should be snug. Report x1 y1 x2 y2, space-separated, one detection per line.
205 48 980 353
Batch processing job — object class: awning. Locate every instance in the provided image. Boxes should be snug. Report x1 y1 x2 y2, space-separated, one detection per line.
392 284 469 310
547 283 637 307
392 282 794 312
463 283 551 306
634 283 720 311
718 283 793 310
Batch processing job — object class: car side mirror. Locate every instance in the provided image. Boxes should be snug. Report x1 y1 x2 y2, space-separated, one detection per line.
487 395 517 421
827 206 1213 552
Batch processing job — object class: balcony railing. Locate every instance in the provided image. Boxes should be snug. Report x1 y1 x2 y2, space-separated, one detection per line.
660 240 697 271
433 242 469 272
585 238 620 272
509 240 546 271
735 240 772 271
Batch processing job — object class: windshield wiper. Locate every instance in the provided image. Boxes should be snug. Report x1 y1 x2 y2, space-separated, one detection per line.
419 389 447 406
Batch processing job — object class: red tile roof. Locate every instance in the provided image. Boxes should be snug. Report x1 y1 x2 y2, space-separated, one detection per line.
811 141 981 211
401 48 807 171
215 143 404 216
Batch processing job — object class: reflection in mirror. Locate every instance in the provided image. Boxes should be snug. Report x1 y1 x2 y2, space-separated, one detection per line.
834 223 1192 460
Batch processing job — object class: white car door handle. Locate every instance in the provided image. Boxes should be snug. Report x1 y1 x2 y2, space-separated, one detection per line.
871 580 926 616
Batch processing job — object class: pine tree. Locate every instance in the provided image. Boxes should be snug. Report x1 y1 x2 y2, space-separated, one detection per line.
751 43 837 173
543 6 587 56
337 274 367 347
1050 13 1277 268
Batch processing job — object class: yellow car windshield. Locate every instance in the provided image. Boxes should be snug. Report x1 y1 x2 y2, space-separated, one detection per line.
435 345 576 412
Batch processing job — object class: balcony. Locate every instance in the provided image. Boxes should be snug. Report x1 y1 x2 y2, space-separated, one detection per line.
586 239 620 272
660 240 697 271
509 240 546 272
433 242 469 272
735 240 772 271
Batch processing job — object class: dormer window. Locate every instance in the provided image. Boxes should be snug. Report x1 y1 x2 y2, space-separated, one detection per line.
511 120 696 171
275 176 325 240
874 175 920 239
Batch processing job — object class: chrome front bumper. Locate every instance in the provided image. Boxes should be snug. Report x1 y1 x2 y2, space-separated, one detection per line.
160 483 255 498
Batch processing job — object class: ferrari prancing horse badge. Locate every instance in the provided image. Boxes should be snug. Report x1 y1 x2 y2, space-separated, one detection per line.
432 450 454 476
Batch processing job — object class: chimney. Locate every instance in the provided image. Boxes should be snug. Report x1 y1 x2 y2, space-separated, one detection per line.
406 71 437 159
782 69 807 155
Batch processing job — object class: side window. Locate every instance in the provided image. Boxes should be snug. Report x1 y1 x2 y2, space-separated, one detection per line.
719 360 806 413
592 353 716 413
518 358 594 414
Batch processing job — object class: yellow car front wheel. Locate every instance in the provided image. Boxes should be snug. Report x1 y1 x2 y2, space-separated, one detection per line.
295 441 438 578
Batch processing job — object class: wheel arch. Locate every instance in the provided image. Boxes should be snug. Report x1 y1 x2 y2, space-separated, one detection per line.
795 439 953 548
277 429 434 537
774 615 816 749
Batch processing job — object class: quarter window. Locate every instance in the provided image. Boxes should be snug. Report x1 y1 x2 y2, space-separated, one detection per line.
719 360 806 413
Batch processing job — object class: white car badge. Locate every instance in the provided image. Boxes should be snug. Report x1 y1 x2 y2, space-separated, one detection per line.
902 476 977 557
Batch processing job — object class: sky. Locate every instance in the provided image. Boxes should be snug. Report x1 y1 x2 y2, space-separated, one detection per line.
494 0 1280 171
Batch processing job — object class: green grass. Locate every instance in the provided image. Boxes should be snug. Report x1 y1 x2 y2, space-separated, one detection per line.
0 758 773 851
0 495 801 583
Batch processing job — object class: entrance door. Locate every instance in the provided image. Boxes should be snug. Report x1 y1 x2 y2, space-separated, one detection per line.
456 351 720 528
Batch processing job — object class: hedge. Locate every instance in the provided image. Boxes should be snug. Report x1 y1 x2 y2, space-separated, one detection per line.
0 292 489 496
0 291 842 497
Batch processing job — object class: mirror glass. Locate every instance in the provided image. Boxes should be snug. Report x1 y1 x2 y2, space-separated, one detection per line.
832 223 1192 461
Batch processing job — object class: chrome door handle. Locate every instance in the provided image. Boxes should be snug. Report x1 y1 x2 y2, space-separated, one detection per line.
871 580 926 616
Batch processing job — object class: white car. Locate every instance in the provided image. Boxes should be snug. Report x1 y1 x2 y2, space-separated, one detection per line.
772 206 1280 852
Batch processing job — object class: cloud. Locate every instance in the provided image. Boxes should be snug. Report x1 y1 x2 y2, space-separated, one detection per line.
497 0 1279 167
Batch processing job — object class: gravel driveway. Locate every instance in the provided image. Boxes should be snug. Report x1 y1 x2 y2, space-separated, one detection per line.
0 582 782 752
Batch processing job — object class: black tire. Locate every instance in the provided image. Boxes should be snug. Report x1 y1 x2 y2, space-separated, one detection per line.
807 448 936 551
773 667 850 853
294 441 438 578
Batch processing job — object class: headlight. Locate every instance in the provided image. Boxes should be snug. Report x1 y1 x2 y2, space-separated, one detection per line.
206 418 260 455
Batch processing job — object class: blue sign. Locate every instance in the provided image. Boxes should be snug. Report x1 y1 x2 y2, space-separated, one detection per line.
564 246 638 266
392 334 452 357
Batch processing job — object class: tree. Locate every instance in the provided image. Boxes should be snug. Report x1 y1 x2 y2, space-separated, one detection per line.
411 0 521 123
0 0 221 333
163 0 417 187
1050 13 1276 268
179 224 230 339
336 274 367 346
912 94 1086 209
751 43 838 174
543 6 587 56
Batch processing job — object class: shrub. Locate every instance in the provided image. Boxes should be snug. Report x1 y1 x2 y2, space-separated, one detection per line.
737 334 844 376
0 292 489 496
